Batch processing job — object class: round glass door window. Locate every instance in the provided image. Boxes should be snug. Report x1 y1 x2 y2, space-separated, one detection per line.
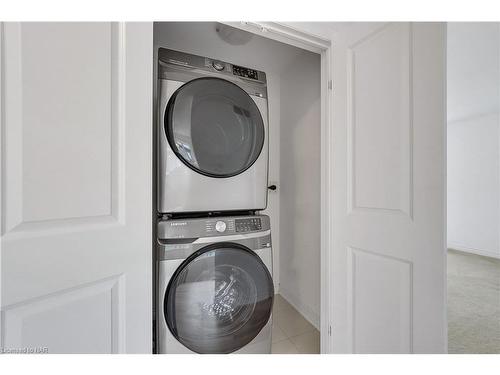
165 77 265 178
164 243 274 354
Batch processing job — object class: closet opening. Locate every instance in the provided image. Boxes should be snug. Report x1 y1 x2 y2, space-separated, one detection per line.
153 21 322 354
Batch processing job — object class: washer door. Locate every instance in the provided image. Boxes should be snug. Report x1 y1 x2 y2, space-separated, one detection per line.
165 77 265 178
164 243 274 354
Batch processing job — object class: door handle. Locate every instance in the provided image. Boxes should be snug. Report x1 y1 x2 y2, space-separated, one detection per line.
267 185 277 191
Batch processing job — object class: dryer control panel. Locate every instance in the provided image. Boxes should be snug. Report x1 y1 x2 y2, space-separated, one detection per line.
232 65 259 80
158 48 267 86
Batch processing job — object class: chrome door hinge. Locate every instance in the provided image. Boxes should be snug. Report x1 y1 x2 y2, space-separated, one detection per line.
328 80 333 90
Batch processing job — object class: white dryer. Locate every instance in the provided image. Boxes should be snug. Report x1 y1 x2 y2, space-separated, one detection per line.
157 48 269 214
157 215 274 354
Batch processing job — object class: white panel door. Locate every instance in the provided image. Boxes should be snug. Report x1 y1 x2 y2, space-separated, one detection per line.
331 23 446 353
0 22 153 353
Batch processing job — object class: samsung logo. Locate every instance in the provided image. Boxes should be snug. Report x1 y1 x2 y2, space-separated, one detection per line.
170 222 187 226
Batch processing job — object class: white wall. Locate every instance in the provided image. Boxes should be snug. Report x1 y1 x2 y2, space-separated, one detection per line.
278 52 321 328
447 114 500 258
447 23 500 123
447 23 500 258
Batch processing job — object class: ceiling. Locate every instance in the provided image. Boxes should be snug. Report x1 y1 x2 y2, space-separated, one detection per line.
447 22 500 123
279 22 352 40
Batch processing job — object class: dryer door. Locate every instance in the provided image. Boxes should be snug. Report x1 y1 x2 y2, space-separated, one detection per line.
164 242 274 354
165 77 265 178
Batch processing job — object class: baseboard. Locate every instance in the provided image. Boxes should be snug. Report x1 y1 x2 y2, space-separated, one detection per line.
278 286 320 331
273 282 279 294
448 243 500 260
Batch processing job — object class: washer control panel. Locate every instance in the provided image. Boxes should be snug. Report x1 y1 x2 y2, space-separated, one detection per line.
158 215 269 239
235 218 262 232
205 219 234 234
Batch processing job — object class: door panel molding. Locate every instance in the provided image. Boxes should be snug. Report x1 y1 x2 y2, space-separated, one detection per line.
1 274 125 353
1 23 126 240
1 22 152 353
346 247 413 353
346 23 414 219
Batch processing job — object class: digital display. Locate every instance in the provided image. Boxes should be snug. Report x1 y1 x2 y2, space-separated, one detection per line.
235 218 262 232
232 65 259 80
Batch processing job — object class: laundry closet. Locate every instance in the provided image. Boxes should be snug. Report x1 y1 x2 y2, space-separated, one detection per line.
0 22 448 354
153 22 322 353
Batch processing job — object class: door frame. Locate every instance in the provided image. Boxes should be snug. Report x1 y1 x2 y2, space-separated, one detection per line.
222 22 334 353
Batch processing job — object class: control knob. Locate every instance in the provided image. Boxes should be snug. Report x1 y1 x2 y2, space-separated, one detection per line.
212 61 225 71
215 221 227 233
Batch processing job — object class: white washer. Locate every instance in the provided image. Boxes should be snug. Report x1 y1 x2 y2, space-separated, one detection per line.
157 215 273 354
157 48 269 214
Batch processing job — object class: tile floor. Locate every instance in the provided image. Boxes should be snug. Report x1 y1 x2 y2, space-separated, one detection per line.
271 294 320 354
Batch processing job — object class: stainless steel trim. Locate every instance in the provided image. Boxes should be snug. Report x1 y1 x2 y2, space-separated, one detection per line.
192 229 271 244
157 233 272 261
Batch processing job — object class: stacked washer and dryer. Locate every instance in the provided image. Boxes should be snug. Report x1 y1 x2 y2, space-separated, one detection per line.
156 48 274 354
